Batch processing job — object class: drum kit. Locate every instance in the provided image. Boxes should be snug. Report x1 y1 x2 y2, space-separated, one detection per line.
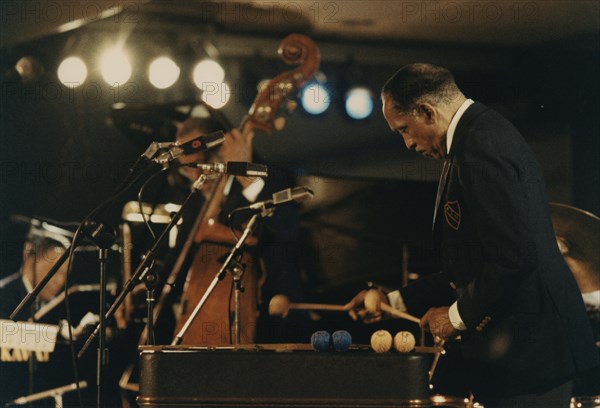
550 203 600 312
549 203 600 408
551 203 600 350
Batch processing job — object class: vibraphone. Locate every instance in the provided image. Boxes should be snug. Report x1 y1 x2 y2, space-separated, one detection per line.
137 344 433 407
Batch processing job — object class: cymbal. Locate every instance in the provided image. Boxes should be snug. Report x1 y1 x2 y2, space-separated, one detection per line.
10 214 76 247
550 203 600 294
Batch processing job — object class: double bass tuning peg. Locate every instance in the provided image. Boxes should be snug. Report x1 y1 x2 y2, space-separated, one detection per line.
286 99 298 114
273 100 297 130
274 117 286 131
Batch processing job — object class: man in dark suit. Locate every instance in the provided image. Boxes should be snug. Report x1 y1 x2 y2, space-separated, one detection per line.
348 63 599 406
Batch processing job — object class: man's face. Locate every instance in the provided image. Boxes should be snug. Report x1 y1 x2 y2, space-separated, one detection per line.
23 242 69 302
382 93 445 160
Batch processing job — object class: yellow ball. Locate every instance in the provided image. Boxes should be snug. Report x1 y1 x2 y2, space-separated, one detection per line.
394 331 416 353
363 289 383 313
269 294 290 317
370 330 392 353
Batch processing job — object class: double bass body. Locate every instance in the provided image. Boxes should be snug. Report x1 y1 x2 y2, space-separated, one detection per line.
174 240 260 345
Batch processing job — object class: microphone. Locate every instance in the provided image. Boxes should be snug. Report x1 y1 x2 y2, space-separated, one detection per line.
154 130 225 163
248 186 314 210
2 56 44 85
189 161 268 177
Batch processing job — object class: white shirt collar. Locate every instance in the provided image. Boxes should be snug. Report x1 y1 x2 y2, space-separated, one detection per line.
446 99 474 155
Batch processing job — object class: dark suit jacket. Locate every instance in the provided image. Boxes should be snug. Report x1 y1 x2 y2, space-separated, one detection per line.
401 102 599 394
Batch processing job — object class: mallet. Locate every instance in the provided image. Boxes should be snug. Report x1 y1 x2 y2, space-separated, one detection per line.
269 294 349 318
363 289 421 324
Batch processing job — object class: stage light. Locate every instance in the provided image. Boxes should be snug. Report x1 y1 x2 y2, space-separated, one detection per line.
200 82 231 109
345 86 373 120
57 57 87 87
192 59 225 90
100 47 131 86
148 57 180 89
301 81 331 115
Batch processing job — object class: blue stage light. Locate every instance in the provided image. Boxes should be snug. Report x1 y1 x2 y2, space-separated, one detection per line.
301 81 331 115
345 87 373 120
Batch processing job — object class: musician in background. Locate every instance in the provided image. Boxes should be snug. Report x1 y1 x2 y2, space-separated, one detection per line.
0 228 78 406
0 232 69 322
168 117 308 344
347 63 599 406
172 118 264 244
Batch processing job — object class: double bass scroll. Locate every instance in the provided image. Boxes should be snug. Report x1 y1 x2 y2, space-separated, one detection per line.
242 33 321 134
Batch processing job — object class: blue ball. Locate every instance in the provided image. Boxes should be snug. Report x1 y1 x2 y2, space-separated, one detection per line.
332 330 352 352
310 330 331 352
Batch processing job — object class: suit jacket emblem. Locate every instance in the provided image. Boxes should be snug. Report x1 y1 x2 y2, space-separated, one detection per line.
444 200 461 230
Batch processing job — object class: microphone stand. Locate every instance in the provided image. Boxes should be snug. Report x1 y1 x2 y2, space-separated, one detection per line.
78 175 208 357
96 247 108 408
171 208 272 346
144 266 160 346
230 258 245 345
5 381 87 408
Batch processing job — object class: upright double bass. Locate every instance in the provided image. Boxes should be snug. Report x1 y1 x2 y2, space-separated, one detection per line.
170 34 320 345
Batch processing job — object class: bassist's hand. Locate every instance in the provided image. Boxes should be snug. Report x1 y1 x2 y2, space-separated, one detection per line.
219 128 259 189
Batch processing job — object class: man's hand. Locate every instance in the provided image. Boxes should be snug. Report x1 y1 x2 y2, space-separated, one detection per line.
420 306 460 339
220 128 253 162
344 289 387 324
219 128 256 189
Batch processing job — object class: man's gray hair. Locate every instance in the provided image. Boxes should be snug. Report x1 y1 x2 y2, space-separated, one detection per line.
382 63 461 113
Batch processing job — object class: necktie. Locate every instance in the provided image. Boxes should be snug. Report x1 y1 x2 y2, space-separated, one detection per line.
433 158 452 230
